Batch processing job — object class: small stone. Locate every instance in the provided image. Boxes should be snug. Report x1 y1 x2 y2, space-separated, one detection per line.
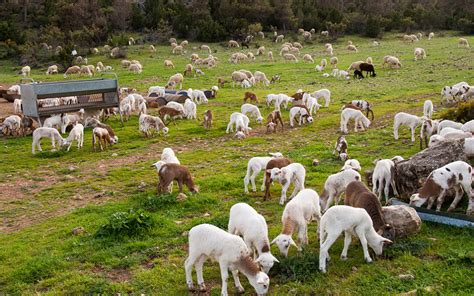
351 266 358 272
427 237 437 241
398 289 417 296
138 181 147 189
312 159 319 166
398 274 415 281
424 286 435 292
112 153 118 157
73 194 83 200
181 231 189 237
94 191 106 198
65 175 74 180
203 212 210 217
177 193 187 201
69 166 77 172
72 226 84 235
175 220 184 225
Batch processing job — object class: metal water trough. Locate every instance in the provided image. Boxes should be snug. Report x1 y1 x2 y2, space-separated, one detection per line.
20 74 123 125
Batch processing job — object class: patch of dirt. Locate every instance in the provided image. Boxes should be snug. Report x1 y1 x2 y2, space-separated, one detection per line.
91 266 132 282
0 99 14 118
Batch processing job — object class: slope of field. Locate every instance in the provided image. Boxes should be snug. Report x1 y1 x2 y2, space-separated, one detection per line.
0 32 473 295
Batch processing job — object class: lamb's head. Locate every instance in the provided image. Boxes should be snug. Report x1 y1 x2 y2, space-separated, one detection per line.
266 122 276 132
268 168 282 181
343 159 361 171
378 224 396 242
362 116 371 128
235 131 246 139
255 252 279 273
151 160 166 172
162 127 169 135
391 156 404 163
211 85 219 92
248 271 270 296
162 147 175 158
306 115 314 123
269 152 283 158
409 193 428 207
256 116 264 124
368 233 393 256
271 234 297 257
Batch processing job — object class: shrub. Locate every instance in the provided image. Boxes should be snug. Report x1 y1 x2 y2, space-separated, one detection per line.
0 40 20 59
95 209 154 237
107 33 129 47
142 194 177 211
437 101 474 123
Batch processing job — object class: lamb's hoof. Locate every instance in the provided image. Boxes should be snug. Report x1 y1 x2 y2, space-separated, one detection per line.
319 267 327 273
365 257 373 263
340 255 348 261
236 286 245 293
187 283 195 291
447 207 454 212
198 283 207 292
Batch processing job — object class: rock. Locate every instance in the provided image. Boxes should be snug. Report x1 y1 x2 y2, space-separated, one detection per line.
65 175 74 180
398 290 417 296
351 266 358 272
398 274 415 281
69 166 77 172
73 194 83 200
176 193 187 201
175 220 184 225
181 231 189 237
72 226 84 235
112 153 118 157
94 191 106 198
382 205 421 238
312 159 319 166
203 212 210 217
138 181 147 189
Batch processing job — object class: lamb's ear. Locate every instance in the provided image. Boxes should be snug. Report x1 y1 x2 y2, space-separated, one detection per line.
382 238 393 246
266 169 273 173
271 254 280 263
271 236 279 245
289 237 298 248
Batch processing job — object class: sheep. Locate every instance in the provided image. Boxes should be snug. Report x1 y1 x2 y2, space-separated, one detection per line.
228 203 279 273
148 85 165 97
159 106 184 122
166 101 186 115
289 105 313 127
329 57 338 68
180 40 188 47
346 44 358 52
440 86 460 104
231 71 249 88
420 119 440 148
427 32 434 40
336 70 350 80
413 47 427 61
342 159 362 172
303 31 312 40
258 31 265 38
321 30 329 37
315 65 324 71
319 205 392 273
31 127 66 154
43 114 62 130
351 100 374 120
461 120 474 134
347 61 364 72
158 163 198 194
63 66 81 78
12 99 22 114
304 94 322 115
345 181 395 240
46 65 58 75
120 102 132 121
266 110 284 133
241 104 263 123
226 112 251 135
167 73 184 89
273 94 293 111
272 189 321 257
372 158 399 202
263 157 292 200
340 108 371 134
319 169 361 212
458 38 469 48
172 45 184 54
325 45 333 56
382 55 402 69
247 52 256 61
393 112 422 142
460 86 474 101
366 57 373 64
275 35 284 43
410 161 473 214
128 63 142 74
201 109 213 129
200 44 211 53
121 59 131 68
312 89 331 107
79 65 93 77
64 123 84 151
149 45 156 53
333 135 349 161
269 163 306 205
61 110 84 134
138 100 147 115
438 120 463 134
185 224 269 295
139 113 168 137
256 46 265 56
423 100 434 119
1 115 22 136
92 127 116 151
244 152 283 193
439 127 471 138
302 54 314 63
241 79 252 88
359 63 376 77
164 60 175 68
228 40 240 47
283 53 298 62
183 99 197 120
170 42 177 48
267 51 274 62
253 71 270 87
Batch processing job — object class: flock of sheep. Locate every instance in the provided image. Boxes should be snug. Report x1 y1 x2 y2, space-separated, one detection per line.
1 28 473 295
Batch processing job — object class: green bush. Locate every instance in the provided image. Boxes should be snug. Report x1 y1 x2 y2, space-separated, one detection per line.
95 209 154 237
142 194 177 211
107 33 129 47
437 101 474 123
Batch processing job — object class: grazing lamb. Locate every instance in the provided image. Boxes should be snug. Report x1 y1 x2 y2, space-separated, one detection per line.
345 181 395 240
393 112 422 142
266 110 284 133
274 94 293 111
264 158 292 200
312 89 331 107
172 45 184 54
272 189 321 257
283 53 298 62
372 159 399 202
167 73 184 89
64 123 84 151
351 100 374 120
164 60 175 68
241 104 263 123
304 94 322 115
139 113 168 137
330 57 338 68
437 119 463 134
275 35 284 43
303 54 314 63
342 159 362 172
319 169 361 212
382 55 402 69
158 163 198 194
232 71 249 88
200 44 211 53
414 47 426 61
423 100 434 118
428 32 434 40
228 203 279 273
63 66 81 78
185 224 269 295
347 44 358 52
243 92 258 104
203 110 213 129
319 205 392 273
32 127 66 154
183 99 197 120
226 112 251 134
420 119 440 148
333 135 349 161
187 89 208 104
410 161 473 214
289 105 313 127
46 65 59 75
340 108 371 134
458 38 469 48
20 66 31 77
254 71 270 87
359 63 376 77
92 127 116 151
228 40 240 48
61 110 84 134
158 106 184 122
244 152 283 193
269 163 306 205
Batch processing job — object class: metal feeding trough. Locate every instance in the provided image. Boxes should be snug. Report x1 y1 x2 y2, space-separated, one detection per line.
20 74 123 125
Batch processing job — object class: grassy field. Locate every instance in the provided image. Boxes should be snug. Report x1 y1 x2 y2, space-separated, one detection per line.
0 32 473 295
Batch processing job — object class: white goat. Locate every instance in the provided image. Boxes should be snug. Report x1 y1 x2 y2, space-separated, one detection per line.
183 99 197 120
340 108 371 134
372 159 400 202
269 163 306 205
423 100 434 118
244 152 283 193
393 112 422 142
241 104 264 123
32 127 66 154
312 89 331 107
226 112 251 134
320 169 361 212
64 123 84 151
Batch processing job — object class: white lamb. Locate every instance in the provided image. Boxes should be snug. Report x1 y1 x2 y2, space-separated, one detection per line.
319 169 361 212
423 100 434 118
228 203 279 273
269 163 306 205
241 104 263 123
312 89 331 107
319 205 392 273
13 99 22 114
414 47 426 60
437 120 463 134
185 224 270 296
152 147 180 173
305 95 322 115
341 159 361 171
244 152 283 193
43 114 62 130
372 159 400 202
461 120 474 134
166 101 186 115
148 86 165 97
64 123 84 151
32 127 66 154
183 99 197 120
272 189 321 257
275 94 293 111
289 106 313 127
188 88 208 104
226 112 251 134
393 112 422 142
340 108 371 134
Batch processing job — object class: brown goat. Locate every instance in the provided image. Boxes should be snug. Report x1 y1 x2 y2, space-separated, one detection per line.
157 163 198 194
263 157 292 200
158 106 183 123
203 109 213 129
243 92 258 104
266 110 284 133
291 92 304 101
342 103 363 111
218 78 227 88
344 181 395 241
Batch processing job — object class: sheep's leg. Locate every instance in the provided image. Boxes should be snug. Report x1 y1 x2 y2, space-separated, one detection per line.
218 261 229 296
261 172 266 192
297 224 307 248
226 122 233 133
177 180 183 193
410 126 416 142
290 179 302 199
340 231 352 260
428 190 445 210
384 180 391 204
390 178 399 197
231 269 245 293
448 185 465 212
393 121 401 140
319 232 339 273
355 228 372 263
184 255 196 290
194 256 207 291
250 169 259 192
279 182 290 205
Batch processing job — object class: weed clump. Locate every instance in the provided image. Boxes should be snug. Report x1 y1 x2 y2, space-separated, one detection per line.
95 209 154 237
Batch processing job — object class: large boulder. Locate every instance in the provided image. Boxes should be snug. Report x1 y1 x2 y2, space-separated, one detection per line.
382 205 421 238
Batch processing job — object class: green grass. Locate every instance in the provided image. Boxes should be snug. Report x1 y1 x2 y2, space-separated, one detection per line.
0 32 473 295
